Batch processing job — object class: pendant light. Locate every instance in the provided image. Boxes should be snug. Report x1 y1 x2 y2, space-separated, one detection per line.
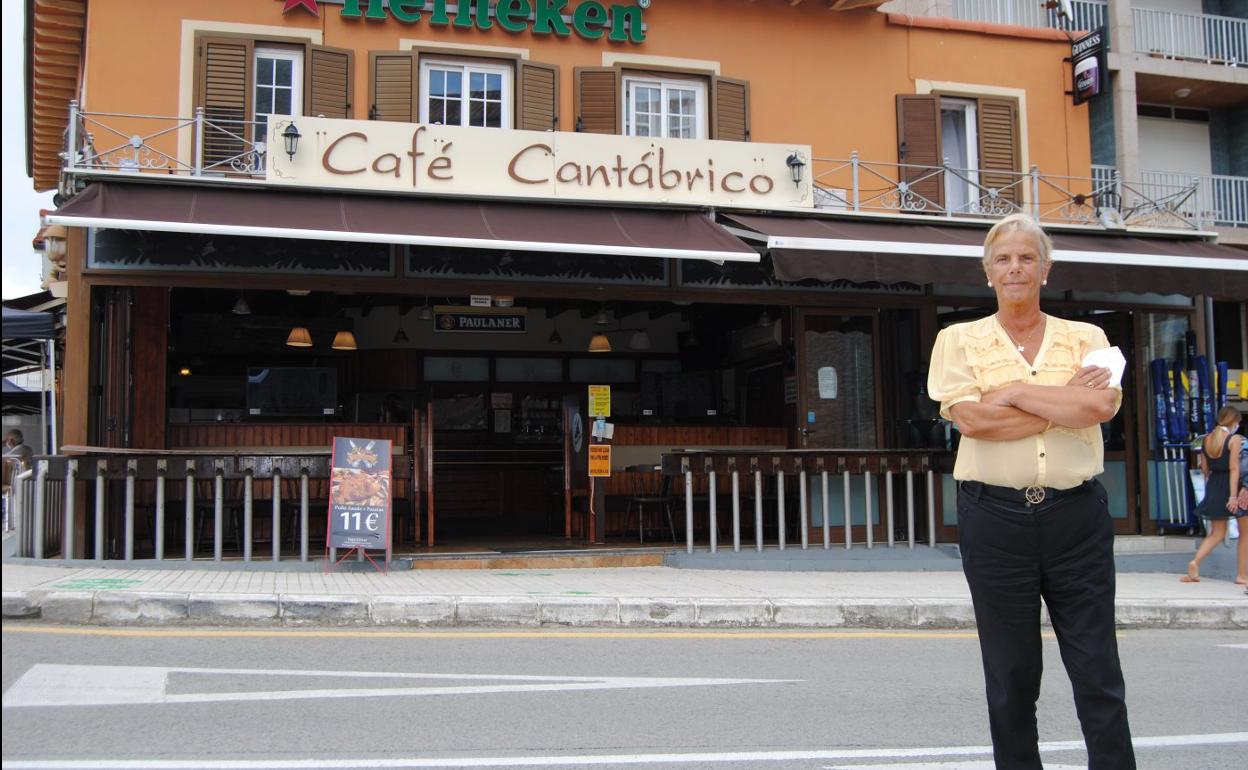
548 327 563 345
231 295 251 315
417 299 433 321
393 308 409 343
587 332 612 353
286 327 313 347
331 330 358 351
628 329 652 351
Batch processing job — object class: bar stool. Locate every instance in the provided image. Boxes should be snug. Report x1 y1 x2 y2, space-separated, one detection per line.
622 463 677 544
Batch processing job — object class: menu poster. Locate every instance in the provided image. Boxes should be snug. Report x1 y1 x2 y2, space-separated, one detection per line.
327 437 392 552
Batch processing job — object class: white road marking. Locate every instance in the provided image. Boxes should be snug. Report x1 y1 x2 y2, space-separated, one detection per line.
0 733 1244 768
0 664 794 708
824 763 1084 769
1217 643 1248 649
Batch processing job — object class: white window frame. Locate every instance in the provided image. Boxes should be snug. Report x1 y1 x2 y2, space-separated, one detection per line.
253 47 304 145
419 59 513 129
939 97 981 213
622 75 707 140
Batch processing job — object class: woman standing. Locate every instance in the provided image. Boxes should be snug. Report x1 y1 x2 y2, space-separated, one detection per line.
929 213 1134 770
1181 406 1246 585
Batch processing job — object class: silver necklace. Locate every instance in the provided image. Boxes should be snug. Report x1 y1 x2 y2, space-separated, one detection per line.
998 314 1043 353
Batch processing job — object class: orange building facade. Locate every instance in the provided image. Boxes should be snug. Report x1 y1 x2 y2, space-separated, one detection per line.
24 0 1248 561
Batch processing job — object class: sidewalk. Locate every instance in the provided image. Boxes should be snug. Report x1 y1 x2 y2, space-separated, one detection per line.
3 557 1244 629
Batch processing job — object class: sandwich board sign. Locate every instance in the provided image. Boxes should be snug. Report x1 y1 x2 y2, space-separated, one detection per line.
326 436 392 571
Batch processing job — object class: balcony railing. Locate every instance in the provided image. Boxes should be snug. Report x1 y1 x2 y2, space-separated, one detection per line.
1092 164 1248 228
1133 7 1247 65
951 0 1107 31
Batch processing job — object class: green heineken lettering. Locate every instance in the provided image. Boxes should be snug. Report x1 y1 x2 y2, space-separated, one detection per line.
572 1 606 40
532 0 571 36
496 0 531 33
609 3 643 43
390 0 425 23
336 0 643 43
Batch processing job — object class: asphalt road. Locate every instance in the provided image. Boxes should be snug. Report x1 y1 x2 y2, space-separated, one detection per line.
2 624 1245 769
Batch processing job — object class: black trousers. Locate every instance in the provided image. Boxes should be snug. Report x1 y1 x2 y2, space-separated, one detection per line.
957 480 1135 770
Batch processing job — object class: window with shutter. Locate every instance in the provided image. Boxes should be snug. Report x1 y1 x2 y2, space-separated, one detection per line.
254 47 303 146
307 45 353 119
420 59 512 128
574 67 619 134
712 77 749 142
196 37 253 172
369 51 418 122
516 61 558 132
977 97 1021 206
896 94 944 211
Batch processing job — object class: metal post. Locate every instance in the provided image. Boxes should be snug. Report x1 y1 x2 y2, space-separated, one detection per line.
684 470 694 554
243 471 253 562
66 100 79 173
731 470 741 553
753 469 763 552
1030 165 1041 219
821 470 830 549
300 470 310 563
185 472 194 561
154 462 165 561
906 470 916 549
927 470 937 548
63 459 76 560
798 470 809 549
708 469 717 554
95 461 106 560
47 339 58 454
272 472 281 562
776 470 786 551
851 150 861 211
213 465 224 562
33 460 47 559
193 106 205 175
124 460 136 561
864 470 873 549
886 470 895 548
842 470 852 549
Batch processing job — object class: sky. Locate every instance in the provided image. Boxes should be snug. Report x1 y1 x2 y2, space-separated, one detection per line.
2 8 55 300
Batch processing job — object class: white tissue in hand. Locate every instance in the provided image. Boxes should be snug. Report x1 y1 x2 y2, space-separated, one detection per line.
1081 346 1126 388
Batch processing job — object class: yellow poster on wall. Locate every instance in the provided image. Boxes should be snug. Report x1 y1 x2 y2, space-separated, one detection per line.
588 385 611 417
589 445 612 478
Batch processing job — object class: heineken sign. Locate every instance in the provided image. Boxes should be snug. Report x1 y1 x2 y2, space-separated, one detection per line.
300 1 648 44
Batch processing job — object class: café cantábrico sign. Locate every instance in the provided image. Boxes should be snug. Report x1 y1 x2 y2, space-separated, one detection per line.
268 116 813 209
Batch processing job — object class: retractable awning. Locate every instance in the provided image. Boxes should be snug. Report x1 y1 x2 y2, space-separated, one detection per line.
47 183 759 263
725 213 1248 298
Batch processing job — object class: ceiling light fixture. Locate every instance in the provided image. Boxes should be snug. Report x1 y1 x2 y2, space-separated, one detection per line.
1174 87 1192 99
548 327 563 345
594 307 611 326
331 330 358 351
286 327 313 347
231 295 251 315
588 332 612 353
628 330 652 351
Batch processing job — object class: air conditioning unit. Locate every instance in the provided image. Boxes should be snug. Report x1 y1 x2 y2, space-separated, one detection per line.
732 319 782 360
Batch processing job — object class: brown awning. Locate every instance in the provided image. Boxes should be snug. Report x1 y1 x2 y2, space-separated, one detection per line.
48 183 759 263
725 213 1248 298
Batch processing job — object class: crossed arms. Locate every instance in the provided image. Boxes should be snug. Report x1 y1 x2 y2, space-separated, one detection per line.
949 366 1118 441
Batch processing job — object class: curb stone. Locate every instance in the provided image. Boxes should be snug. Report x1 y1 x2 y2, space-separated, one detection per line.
1 591 40 619
694 598 773 626
38 591 94 623
279 595 369 625
94 591 189 624
618 597 696 626
455 596 540 626
189 593 280 624
370 595 455 626
770 598 847 627
538 596 619 626
840 598 915 628
911 599 977 628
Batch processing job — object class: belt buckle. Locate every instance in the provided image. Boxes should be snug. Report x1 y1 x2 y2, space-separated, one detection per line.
1024 486 1046 505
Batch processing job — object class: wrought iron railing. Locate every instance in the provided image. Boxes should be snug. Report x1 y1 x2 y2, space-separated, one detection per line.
659 449 940 553
1133 7 1247 65
1092 164 1248 228
951 0 1107 31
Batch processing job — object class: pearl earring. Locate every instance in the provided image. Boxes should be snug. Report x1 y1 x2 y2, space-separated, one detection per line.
1042 280 1047 286
987 281 993 287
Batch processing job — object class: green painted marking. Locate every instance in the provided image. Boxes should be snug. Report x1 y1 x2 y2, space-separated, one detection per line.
565 591 593 596
53 578 144 590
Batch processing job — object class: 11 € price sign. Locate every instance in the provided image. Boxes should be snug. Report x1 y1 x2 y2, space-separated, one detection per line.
327 436 392 551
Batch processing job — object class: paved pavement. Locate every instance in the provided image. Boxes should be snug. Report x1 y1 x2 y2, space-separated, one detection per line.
2 553 1244 629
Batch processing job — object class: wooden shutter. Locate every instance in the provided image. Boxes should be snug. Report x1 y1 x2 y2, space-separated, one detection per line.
517 61 559 131
574 67 619 134
196 36 253 171
977 97 1021 205
306 45 353 119
711 77 750 142
896 94 943 211
369 51 418 122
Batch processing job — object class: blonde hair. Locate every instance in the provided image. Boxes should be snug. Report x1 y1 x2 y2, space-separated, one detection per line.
982 213 1053 271
1215 406 1242 427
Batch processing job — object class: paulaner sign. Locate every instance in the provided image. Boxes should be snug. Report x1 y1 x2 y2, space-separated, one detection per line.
268 116 813 209
326 0 647 43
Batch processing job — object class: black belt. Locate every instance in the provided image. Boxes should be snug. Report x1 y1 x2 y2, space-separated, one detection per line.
960 480 1094 506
